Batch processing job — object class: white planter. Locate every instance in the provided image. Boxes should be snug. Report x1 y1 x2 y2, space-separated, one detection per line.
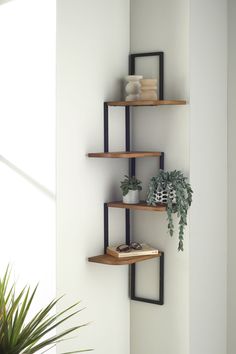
124 75 143 101
123 190 139 204
153 185 176 204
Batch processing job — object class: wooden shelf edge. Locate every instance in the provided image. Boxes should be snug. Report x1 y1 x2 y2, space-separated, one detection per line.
107 201 166 212
87 151 162 158
106 99 187 107
88 253 161 265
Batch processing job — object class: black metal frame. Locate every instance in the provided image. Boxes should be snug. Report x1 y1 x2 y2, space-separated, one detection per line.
129 147 164 305
129 51 164 100
103 88 165 305
104 103 109 153
131 253 164 305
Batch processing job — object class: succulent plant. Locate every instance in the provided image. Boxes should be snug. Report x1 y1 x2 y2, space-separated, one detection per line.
120 175 142 196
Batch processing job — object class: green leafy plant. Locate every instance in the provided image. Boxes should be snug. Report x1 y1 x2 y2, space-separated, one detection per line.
0 266 91 354
146 170 193 251
120 175 142 196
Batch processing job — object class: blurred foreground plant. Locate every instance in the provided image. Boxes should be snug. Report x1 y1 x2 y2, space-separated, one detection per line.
0 266 91 354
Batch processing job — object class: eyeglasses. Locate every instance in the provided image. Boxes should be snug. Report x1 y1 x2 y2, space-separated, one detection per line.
116 242 142 253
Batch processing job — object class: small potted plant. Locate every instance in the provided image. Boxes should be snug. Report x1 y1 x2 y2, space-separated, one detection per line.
120 175 142 204
146 170 193 251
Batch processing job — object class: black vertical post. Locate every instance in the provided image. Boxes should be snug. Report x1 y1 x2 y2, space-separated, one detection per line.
130 158 136 177
160 152 164 170
159 253 164 305
104 103 109 153
159 52 164 100
125 210 130 245
129 54 135 75
125 106 130 151
130 264 135 298
128 55 135 293
104 203 109 254
125 105 131 246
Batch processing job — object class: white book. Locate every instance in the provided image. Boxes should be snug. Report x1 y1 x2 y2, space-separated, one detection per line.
106 243 159 258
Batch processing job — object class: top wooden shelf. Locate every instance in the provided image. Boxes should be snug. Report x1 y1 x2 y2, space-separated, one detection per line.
106 99 187 107
88 151 161 158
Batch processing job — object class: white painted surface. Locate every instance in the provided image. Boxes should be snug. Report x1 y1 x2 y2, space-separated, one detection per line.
56 1 130 353
131 1 228 354
228 0 236 353
0 1 229 353
130 1 189 354
189 0 227 354
0 0 56 326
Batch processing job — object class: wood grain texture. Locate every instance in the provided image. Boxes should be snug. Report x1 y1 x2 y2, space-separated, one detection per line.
87 151 161 158
107 201 166 212
88 253 161 265
106 99 187 107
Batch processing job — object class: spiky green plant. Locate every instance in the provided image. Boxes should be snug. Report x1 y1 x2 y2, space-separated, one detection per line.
147 170 193 251
0 266 91 354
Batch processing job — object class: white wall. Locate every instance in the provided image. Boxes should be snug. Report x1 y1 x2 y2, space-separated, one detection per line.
56 1 130 353
189 0 227 354
0 1 231 353
130 1 189 354
228 0 236 352
0 0 56 337
130 1 228 354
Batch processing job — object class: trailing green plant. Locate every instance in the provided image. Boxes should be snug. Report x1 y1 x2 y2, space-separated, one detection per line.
0 266 91 354
146 170 193 251
120 175 142 196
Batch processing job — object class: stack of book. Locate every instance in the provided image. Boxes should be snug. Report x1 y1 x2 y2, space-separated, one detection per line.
140 79 158 100
106 243 159 258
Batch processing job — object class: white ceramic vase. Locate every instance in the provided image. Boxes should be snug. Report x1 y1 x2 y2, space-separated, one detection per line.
123 190 139 204
124 75 143 101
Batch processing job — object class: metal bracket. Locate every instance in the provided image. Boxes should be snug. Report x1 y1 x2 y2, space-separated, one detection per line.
129 51 164 100
102 51 165 305
130 253 164 305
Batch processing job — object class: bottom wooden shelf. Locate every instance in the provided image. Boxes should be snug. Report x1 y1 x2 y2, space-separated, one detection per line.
88 253 161 265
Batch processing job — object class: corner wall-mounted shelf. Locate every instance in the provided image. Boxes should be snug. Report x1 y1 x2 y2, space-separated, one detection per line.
88 51 186 306
107 201 166 212
88 151 162 158
106 99 186 107
88 253 161 265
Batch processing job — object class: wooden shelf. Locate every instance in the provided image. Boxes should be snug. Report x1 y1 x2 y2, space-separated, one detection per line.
88 253 161 265
106 99 186 107
88 151 161 158
107 201 166 212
